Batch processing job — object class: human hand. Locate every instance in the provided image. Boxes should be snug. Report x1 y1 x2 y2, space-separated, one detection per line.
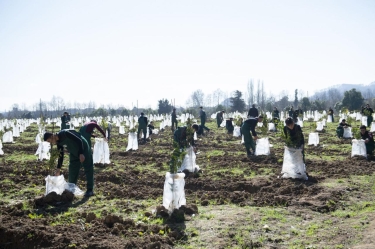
79 154 85 163
254 136 258 141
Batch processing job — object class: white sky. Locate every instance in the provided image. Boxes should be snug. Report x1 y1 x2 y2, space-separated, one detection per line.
1 0 374 111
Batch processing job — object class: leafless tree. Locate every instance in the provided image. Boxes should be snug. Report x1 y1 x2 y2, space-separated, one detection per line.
246 79 254 106
204 94 212 107
256 80 261 106
212 88 224 106
190 90 205 107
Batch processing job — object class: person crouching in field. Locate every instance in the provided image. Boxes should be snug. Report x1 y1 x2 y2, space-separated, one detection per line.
242 115 263 158
283 117 305 163
173 124 200 149
360 125 374 157
336 119 351 138
44 130 95 197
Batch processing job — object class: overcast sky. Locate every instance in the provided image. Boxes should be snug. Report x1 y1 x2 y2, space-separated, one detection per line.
1 0 374 111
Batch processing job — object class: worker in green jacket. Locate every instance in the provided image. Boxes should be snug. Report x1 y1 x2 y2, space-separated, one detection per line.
44 130 94 197
137 112 148 143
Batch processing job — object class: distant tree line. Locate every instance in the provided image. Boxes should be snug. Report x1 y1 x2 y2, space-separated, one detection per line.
1 83 375 119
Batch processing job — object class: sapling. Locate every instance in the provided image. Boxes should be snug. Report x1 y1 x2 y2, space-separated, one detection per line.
260 114 268 136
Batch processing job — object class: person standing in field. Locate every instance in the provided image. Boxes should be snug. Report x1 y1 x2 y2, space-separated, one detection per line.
242 115 263 158
216 110 225 128
79 120 106 149
137 112 148 144
60 112 71 130
363 104 374 128
171 108 178 131
328 107 334 122
247 104 259 118
199 106 210 135
44 130 95 197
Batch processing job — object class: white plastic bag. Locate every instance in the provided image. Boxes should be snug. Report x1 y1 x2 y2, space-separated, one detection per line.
126 132 138 151
93 138 110 164
371 122 375 132
316 122 323 131
0 140 3 155
343 127 352 138
268 123 276 131
351 139 367 158
153 129 159 135
178 146 200 173
362 116 368 127
194 132 197 140
255 138 270 156
13 126 20 137
119 126 125 135
327 115 332 123
2 131 13 143
35 142 51 160
308 133 319 146
233 126 241 137
162 172 186 212
45 175 84 196
281 147 307 180
241 135 244 144
35 133 42 144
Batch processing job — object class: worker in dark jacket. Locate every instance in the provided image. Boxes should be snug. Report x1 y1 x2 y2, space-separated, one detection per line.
242 115 263 158
336 119 351 138
61 112 71 130
288 106 294 118
216 111 225 128
360 125 374 156
148 121 155 135
272 107 280 119
173 124 199 148
247 104 259 118
79 120 106 149
199 106 210 134
171 108 178 131
328 107 334 122
137 112 148 143
226 118 234 134
363 104 374 128
44 130 94 197
284 117 305 162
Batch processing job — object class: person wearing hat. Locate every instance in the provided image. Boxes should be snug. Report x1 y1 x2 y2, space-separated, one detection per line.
247 104 259 118
61 111 71 130
360 125 374 156
137 112 148 143
44 130 94 197
199 106 210 134
171 108 178 131
242 115 263 158
336 119 351 138
79 120 106 149
216 110 225 128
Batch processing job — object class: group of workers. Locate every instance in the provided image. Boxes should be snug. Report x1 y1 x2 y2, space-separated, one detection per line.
43 103 374 198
